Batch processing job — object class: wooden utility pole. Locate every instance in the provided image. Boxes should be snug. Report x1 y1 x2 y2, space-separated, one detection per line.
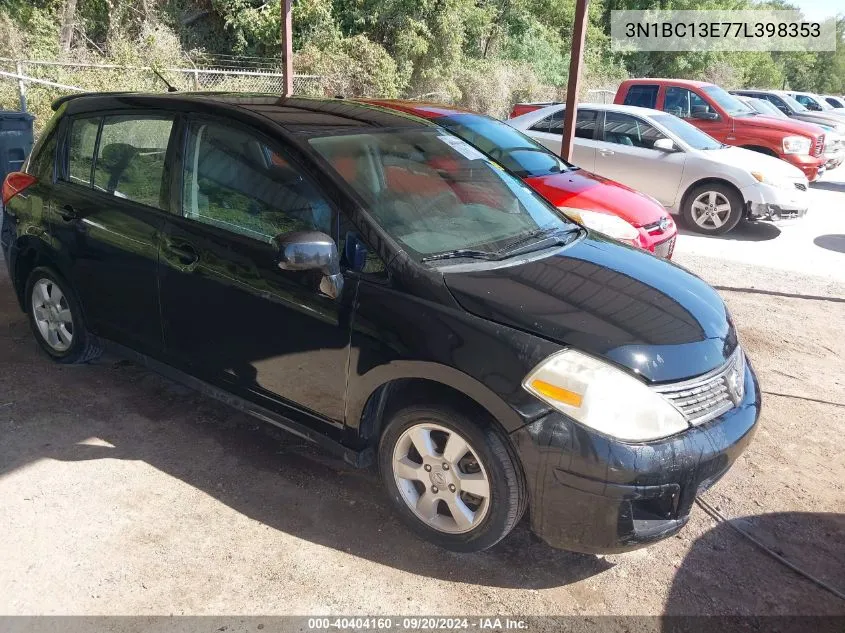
281 0 294 97
561 0 589 161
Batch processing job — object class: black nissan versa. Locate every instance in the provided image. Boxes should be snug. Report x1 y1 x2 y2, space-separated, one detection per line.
1 93 760 553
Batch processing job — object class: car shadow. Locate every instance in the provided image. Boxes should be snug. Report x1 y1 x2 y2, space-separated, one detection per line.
810 180 845 193
814 234 845 254
665 510 845 617
677 221 781 242
0 328 611 591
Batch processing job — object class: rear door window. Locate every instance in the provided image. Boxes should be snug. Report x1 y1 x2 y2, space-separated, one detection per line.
529 109 597 139
92 116 174 209
623 84 659 108
66 117 100 186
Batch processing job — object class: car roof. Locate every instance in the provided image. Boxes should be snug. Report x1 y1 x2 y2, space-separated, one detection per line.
623 78 713 89
54 92 432 134
528 102 663 118
359 99 473 119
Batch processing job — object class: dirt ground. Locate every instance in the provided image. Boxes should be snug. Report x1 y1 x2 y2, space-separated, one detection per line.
1 177 844 622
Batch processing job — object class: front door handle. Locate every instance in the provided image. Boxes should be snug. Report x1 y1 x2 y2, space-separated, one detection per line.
599 149 615 156
57 205 78 221
167 242 199 266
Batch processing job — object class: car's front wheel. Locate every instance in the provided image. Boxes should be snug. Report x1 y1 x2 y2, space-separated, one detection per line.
379 404 527 552
682 183 744 235
25 266 101 364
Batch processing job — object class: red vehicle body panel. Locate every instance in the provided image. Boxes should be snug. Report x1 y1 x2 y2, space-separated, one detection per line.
361 99 677 256
509 102 562 119
614 79 826 182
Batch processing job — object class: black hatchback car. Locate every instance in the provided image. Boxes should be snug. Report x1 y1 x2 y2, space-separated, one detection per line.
1 93 760 553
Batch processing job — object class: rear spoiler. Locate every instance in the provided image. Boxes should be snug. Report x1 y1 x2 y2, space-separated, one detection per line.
51 91 139 111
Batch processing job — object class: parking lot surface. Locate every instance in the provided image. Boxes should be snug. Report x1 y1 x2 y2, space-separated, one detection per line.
1 172 843 619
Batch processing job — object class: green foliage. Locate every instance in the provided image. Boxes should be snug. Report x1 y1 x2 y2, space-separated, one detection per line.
0 0 843 134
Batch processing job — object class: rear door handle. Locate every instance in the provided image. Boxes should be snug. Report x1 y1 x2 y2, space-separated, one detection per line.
57 205 78 221
168 242 199 266
599 149 615 156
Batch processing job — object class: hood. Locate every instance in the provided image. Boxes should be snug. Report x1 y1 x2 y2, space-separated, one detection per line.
793 111 845 131
708 146 806 180
736 113 822 138
444 234 738 383
524 170 667 227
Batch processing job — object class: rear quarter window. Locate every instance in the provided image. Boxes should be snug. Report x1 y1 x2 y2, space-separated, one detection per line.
623 85 659 109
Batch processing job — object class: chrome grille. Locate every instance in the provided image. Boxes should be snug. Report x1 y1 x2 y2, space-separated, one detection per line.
813 135 825 157
653 348 746 426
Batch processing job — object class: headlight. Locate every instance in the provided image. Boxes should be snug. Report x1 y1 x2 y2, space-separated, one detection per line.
751 171 793 189
558 207 640 242
522 349 689 441
782 135 812 155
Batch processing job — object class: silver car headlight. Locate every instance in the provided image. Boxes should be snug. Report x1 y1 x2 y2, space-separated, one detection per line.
522 349 689 441
750 171 792 189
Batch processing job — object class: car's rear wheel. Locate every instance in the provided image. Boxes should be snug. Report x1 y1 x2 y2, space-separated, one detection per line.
682 183 744 235
379 404 526 552
25 267 101 364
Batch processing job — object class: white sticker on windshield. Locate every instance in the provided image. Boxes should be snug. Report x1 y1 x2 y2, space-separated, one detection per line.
437 135 487 161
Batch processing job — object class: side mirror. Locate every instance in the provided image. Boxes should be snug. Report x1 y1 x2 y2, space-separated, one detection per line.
275 230 344 299
691 110 719 121
653 138 676 152
808 103 822 111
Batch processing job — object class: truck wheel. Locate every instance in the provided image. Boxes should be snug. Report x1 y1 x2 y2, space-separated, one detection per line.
379 405 527 552
25 266 102 364
682 183 744 235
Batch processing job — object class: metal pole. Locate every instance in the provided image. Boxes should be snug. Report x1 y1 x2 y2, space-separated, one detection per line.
281 0 293 97
15 61 27 112
561 0 589 161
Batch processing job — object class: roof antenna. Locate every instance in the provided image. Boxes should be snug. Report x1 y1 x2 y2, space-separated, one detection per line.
151 67 178 92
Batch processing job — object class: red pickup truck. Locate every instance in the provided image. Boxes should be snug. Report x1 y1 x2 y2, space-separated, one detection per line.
614 79 827 181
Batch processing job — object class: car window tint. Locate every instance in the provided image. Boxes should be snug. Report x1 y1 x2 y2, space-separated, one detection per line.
92 116 173 209
182 122 333 244
31 132 58 181
603 112 667 149
623 84 658 108
66 117 100 186
529 110 561 133
574 110 598 139
663 87 714 119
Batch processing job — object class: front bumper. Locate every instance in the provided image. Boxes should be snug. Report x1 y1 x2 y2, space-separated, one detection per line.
782 153 826 182
510 361 760 554
741 181 809 222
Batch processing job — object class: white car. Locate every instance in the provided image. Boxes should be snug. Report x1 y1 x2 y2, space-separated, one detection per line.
509 103 809 235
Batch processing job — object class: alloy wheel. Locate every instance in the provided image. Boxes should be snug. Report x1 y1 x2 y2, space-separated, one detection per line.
391 422 491 534
31 278 74 352
691 191 733 230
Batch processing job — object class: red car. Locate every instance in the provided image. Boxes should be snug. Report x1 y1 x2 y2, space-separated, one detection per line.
362 100 678 257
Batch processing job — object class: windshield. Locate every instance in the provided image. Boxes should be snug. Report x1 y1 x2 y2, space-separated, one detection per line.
652 113 724 150
702 85 755 116
746 98 787 118
782 93 808 112
308 128 575 259
436 113 572 178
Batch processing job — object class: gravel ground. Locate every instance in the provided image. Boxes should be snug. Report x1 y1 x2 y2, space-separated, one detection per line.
1 174 843 622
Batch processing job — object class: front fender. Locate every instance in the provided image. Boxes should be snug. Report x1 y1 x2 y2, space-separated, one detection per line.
345 281 562 436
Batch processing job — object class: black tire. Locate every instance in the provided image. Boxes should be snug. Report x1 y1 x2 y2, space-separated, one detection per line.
25 266 102 364
378 404 527 552
681 182 744 235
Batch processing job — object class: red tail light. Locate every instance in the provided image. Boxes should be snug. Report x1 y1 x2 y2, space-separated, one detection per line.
2 172 37 206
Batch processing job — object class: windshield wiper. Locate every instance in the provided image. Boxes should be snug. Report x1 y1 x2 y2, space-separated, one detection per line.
421 249 501 262
496 226 578 258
